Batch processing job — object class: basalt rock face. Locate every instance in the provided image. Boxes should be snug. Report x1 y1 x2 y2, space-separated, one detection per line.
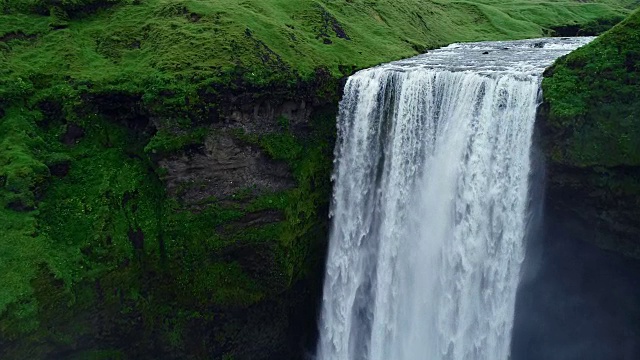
0 79 338 359
158 98 319 208
539 9 640 258
152 88 337 356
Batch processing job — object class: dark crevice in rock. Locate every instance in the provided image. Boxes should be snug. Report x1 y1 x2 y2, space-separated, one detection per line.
0 31 37 42
83 93 152 133
49 162 70 177
37 100 64 128
222 241 282 288
189 12 201 22
127 226 144 250
61 123 85 145
121 190 139 208
7 199 34 212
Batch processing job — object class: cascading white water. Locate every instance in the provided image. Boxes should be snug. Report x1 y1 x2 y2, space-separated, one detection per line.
317 37 593 360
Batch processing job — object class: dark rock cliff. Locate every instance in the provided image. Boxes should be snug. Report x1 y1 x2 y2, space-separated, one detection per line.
538 9 640 257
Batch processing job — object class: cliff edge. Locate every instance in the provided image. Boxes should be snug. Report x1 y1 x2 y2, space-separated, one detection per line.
540 8 640 257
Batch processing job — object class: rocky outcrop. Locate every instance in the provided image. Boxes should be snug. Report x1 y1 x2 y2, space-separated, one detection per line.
539 9 640 258
0 77 338 359
160 133 295 206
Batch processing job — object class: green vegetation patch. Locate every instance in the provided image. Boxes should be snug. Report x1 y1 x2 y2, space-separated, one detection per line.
543 8 640 166
0 0 633 106
0 108 54 317
144 127 210 155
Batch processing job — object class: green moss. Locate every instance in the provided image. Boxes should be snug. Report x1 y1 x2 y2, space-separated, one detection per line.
189 261 264 307
543 8 640 167
0 103 172 350
3 0 126 17
260 132 303 162
0 109 51 315
0 102 284 355
265 108 334 281
144 127 209 155
165 200 244 250
0 0 633 113
39 118 165 280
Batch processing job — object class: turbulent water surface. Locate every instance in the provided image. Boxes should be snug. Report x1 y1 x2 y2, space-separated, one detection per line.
317 37 593 360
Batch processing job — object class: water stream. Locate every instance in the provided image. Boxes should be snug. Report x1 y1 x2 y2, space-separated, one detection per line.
317 37 593 360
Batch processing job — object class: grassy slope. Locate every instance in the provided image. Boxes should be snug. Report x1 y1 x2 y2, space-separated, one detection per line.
0 0 633 96
0 0 636 356
541 8 640 256
543 8 640 167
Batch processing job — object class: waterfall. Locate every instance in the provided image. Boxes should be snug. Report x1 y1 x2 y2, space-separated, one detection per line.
317 37 593 360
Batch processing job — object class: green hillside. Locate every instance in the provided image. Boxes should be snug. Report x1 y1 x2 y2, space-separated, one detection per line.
544 8 640 166
0 0 634 95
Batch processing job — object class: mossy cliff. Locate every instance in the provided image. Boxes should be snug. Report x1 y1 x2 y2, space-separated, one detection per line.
540 8 640 258
0 0 636 358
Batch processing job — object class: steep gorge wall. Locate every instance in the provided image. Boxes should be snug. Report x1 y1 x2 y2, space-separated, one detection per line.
0 74 340 359
539 9 640 257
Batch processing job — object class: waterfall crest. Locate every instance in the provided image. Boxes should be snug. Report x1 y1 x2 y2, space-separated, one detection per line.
317 38 593 360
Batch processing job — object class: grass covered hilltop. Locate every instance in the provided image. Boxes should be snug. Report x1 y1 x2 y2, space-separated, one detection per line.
0 0 637 358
